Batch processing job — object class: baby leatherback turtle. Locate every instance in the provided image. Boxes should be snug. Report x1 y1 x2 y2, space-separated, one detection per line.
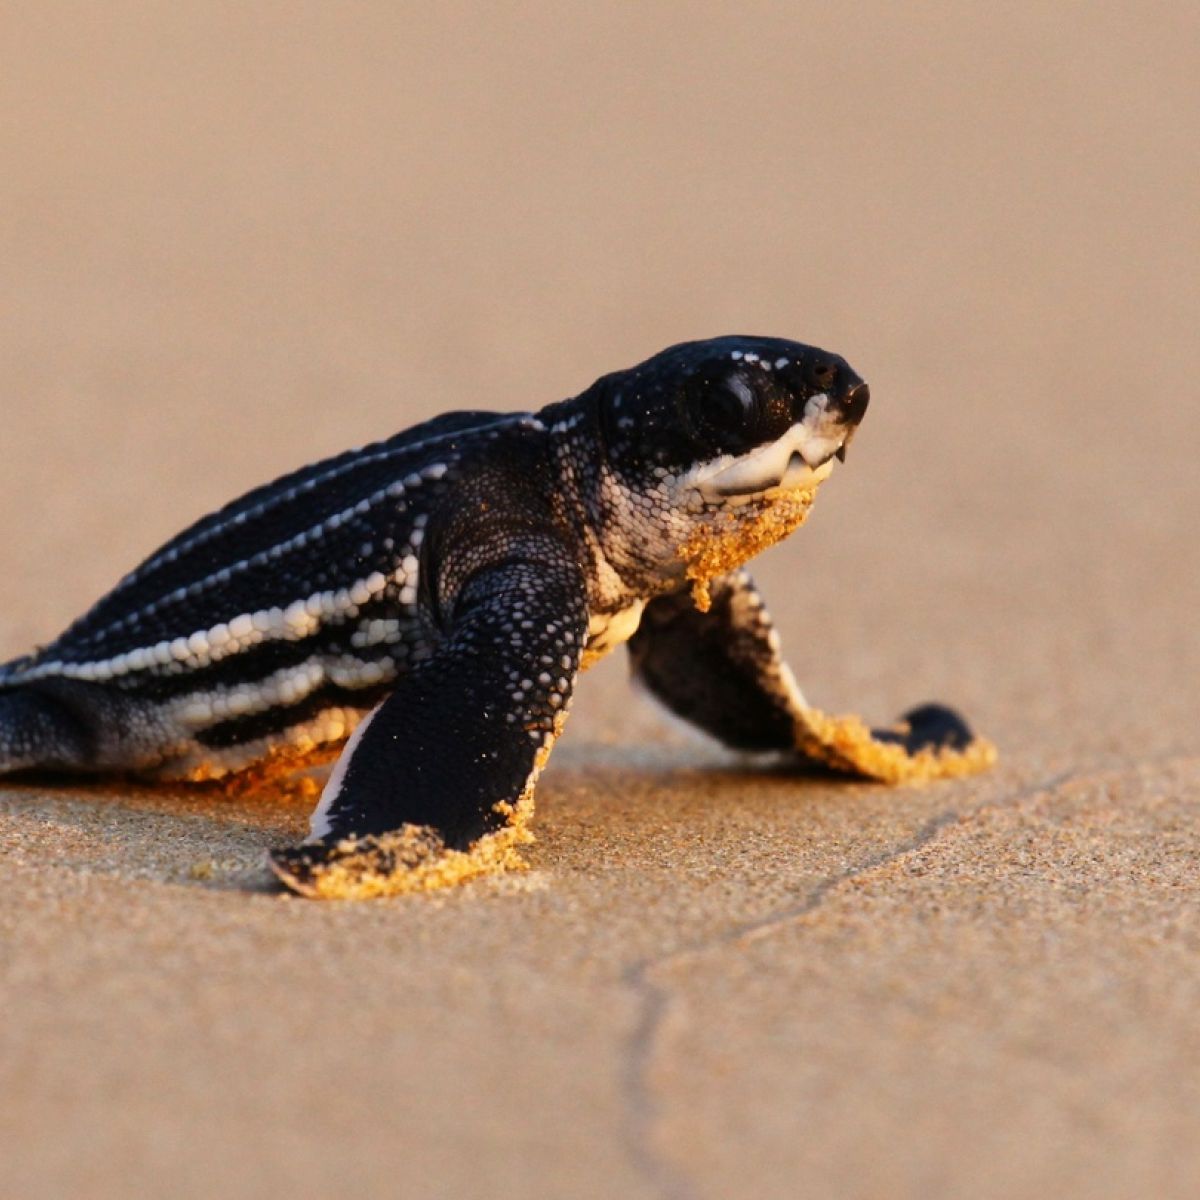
0 336 994 898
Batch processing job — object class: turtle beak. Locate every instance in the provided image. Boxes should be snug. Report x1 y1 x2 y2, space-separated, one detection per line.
835 381 870 428
831 380 869 463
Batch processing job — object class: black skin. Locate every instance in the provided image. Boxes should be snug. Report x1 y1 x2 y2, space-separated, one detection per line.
629 572 973 757
0 336 985 894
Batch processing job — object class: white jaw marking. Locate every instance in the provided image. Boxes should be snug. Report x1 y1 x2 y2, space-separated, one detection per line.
686 403 844 501
797 436 842 468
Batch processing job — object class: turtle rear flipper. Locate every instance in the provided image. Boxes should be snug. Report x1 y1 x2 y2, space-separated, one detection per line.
0 684 93 774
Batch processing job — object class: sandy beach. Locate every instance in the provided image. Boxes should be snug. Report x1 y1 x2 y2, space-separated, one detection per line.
3 4 1199 1197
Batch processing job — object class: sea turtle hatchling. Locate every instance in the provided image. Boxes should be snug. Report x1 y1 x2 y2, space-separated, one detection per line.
0 336 995 898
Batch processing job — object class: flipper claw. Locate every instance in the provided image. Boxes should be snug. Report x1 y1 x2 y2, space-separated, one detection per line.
874 703 976 755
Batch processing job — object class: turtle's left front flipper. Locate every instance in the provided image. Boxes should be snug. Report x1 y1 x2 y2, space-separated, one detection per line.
628 569 995 783
269 535 587 899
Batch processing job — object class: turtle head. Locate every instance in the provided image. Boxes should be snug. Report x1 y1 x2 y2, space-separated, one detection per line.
593 335 869 505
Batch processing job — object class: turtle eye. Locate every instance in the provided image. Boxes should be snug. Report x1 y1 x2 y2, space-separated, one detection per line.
709 377 756 431
680 371 762 449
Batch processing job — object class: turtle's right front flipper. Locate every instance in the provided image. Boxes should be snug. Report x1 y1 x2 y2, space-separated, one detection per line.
268 531 588 900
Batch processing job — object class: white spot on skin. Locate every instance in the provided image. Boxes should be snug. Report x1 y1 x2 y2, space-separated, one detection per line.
284 600 309 630
229 614 255 639
181 699 213 725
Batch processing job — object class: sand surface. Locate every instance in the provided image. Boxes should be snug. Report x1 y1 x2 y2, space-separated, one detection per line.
2 4 1199 1198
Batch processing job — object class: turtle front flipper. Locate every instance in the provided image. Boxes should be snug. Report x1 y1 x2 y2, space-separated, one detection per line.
269 537 587 899
628 569 995 783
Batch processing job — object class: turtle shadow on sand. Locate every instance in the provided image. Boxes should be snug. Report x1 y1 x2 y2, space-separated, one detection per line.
0 770 313 894
0 754 906 897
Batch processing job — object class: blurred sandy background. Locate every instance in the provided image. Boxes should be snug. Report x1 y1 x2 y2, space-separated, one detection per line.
2 4 1198 1198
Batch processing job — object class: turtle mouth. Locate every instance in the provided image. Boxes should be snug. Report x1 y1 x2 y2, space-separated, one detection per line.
713 449 835 497
690 424 848 501
685 385 866 501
